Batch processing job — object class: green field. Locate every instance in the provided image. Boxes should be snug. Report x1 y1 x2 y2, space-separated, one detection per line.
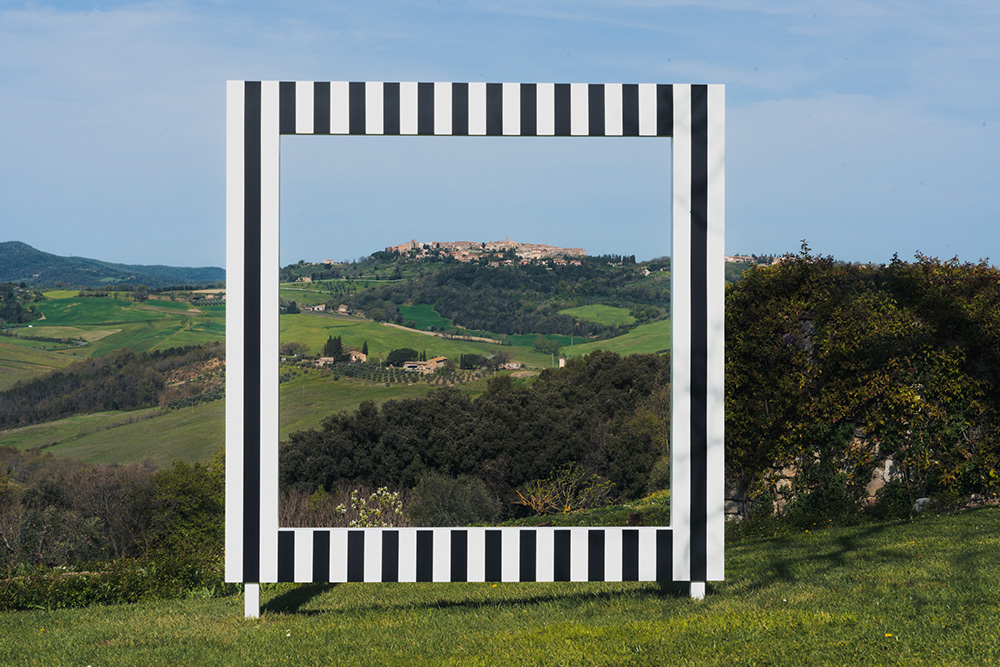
279 312 551 365
279 285 337 307
2 507 998 665
0 335 88 390
13 294 227 356
566 320 671 357
0 371 495 465
397 304 453 330
559 304 637 326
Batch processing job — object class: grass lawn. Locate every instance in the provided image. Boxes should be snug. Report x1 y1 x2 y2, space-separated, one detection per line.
559 304 637 327
2 507 998 665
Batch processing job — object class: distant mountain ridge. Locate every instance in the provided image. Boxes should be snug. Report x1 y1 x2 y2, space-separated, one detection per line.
0 241 225 288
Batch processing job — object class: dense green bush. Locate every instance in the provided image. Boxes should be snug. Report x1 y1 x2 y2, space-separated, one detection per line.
727 250 1000 514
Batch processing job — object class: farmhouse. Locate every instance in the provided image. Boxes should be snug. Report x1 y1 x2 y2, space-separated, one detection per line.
402 356 448 374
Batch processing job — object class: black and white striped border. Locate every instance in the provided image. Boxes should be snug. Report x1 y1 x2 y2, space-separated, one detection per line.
275 527 672 583
225 81 724 591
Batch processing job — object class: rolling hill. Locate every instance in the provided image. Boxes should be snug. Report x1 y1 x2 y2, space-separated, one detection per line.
0 241 225 288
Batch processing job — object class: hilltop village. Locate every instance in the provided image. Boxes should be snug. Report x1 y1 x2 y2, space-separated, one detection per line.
384 237 586 265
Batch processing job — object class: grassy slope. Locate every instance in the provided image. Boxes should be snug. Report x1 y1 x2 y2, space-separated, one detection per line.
559 304 637 326
279 312 555 366
566 320 671 357
397 304 452 330
0 373 493 465
0 336 87 390
22 295 226 356
2 507 998 665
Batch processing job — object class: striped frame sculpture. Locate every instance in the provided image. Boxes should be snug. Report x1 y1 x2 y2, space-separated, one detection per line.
226 81 725 618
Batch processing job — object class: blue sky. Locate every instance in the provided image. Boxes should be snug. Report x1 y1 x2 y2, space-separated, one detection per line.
1 1 997 267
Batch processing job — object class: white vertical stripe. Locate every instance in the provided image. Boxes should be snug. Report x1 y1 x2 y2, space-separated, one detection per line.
295 81 313 134
501 528 519 582
570 528 588 582
244 583 259 618
604 528 623 582
638 529 658 581
706 84 726 582
294 530 312 582
468 82 487 135
536 83 555 136
399 82 418 135
224 80 245 583
330 529 348 583
638 83 657 136
671 83 693 583
432 528 451 582
604 83 623 136
535 528 554 582
398 529 417 582
467 529 485 582
365 82 384 135
364 529 383 582
331 81 349 134
502 82 520 136
570 83 588 136
434 82 451 135
258 80 281 583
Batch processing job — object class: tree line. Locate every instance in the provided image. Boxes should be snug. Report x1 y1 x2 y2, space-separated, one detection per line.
0 283 44 326
0 344 224 430
280 350 671 519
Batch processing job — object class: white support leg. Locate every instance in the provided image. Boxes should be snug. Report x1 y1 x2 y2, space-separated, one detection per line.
689 582 706 600
244 583 260 618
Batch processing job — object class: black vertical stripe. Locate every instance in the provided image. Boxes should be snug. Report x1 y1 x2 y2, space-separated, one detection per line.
382 531 399 582
313 82 330 135
656 84 673 137
588 530 605 581
417 83 434 135
416 531 434 582
520 84 536 136
588 84 604 136
622 530 639 581
486 83 502 136
349 82 366 135
242 81 261 583
622 84 639 136
279 81 295 134
690 84 709 582
553 530 571 581
519 530 536 582
485 530 502 581
277 531 294 582
383 82 400 135
554 84 571 136
313 531 330 582
452 83 469 136
656 529 673 583
451 530 468 582
347 531 365 582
